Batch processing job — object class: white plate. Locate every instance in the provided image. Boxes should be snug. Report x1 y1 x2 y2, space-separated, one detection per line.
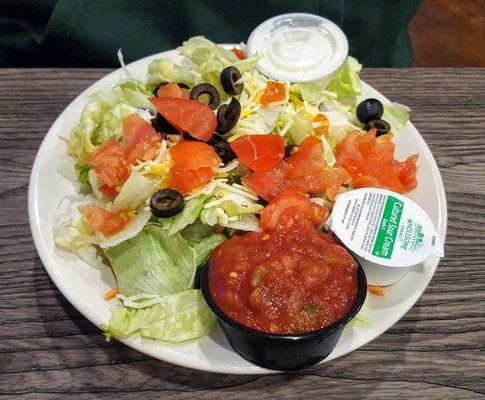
29 49 447 374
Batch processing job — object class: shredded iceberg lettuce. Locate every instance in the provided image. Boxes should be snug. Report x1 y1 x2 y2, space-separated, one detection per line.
383 102 411 132
326 56 362 99
157 195 208 235
95 209 153 249
67 82 154 165
53 194 106 269
104 224 196 297
103 290 216 343
180 36 260 75
112 172 157 212
147 58 200 87
200 183 263 232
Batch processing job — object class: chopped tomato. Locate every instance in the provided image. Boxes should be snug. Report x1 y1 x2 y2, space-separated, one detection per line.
335 129 418 193
166 166 214 195
125 136 161 165
99 184 118 199
156 82 189 99
313 114 329 137
122 114 161 164
122 114 155 149
78 205 131 235
149 98 217 141
231 47 246 60
243 136 350 201
169 141 221 169
260 81 286 106
230 135 285 171
260 190 329 230
86 138 131 188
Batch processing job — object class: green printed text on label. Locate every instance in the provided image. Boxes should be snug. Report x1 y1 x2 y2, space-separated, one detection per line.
372 196 404 259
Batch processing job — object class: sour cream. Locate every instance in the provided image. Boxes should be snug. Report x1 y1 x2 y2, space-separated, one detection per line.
328 188 444 286
247 13 348 82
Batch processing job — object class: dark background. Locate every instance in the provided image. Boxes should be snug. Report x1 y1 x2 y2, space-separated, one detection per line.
0 0 483 68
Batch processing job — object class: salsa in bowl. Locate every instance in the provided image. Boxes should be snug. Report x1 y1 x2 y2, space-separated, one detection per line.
201 190 367 370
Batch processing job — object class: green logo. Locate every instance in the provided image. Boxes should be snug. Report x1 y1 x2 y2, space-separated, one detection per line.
412 223 424 251
372 196 404 259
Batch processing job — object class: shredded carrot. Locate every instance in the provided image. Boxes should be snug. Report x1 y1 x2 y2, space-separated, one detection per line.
104 288 120 301
368 285 385 296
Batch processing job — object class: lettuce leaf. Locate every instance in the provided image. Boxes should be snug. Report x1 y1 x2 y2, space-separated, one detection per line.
291 78 331 104
95 209 152 249
67 84 148 165
147 58 200 87
383 102 411 132
231 106 281 136
326 56 362 99
286 109 314 145
112 172 157 212
77 165 91 185
103 290 216 343
348 294 370 327
200 185 263 232
189 233 226 267
104 224 196 296
53 194 107 269
180 36 259 76
157 195 208 235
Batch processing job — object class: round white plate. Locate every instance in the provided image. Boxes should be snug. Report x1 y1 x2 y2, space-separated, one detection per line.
29 49 447 374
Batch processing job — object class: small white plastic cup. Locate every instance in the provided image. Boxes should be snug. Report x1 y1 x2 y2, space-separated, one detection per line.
246 13 348 82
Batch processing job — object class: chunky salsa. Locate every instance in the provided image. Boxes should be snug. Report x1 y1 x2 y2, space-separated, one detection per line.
208 191 359 334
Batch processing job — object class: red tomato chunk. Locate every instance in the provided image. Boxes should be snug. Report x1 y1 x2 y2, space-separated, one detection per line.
149 97 217 141
335 129 418 194
209 218 358 334
230 134 285 172
243 136 351 201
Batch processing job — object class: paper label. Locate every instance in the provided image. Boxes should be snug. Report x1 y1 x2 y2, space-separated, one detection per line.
329 188 444 267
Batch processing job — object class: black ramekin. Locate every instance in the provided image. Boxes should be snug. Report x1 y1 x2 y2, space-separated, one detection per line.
200 259 367 371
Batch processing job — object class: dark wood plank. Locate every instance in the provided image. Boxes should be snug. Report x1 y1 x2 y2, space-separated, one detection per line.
0 68 484 399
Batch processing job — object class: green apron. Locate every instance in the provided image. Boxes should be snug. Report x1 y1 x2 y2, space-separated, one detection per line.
0 0 419 68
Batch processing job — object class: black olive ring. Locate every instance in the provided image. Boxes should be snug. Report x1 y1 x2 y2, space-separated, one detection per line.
364 119 391 137
189 83 220 110
216 98 241 135
150 189 185 218
220 66 243 95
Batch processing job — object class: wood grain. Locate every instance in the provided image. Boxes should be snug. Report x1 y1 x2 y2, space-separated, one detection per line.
0 68 484 399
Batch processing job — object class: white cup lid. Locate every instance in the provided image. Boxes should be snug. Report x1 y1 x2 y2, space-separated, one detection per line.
246 13 348 82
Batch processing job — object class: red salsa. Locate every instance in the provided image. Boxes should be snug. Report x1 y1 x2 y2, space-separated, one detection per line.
208 214 359 335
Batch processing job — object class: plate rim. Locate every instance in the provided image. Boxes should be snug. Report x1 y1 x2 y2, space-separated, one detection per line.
28 49 448 374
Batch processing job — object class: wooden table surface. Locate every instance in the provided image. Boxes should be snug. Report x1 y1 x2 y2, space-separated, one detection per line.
0 68 484 399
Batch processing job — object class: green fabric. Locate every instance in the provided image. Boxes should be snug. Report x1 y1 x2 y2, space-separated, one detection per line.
0 0 419 68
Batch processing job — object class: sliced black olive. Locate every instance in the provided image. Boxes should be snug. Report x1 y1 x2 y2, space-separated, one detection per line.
216 98 241 134
182 132 199 141
364 119 391 137
209 135 236 164
193 265 203 289
284 145 296 159
356 98 384 123
150 189 185 218
151 113 179 136
152 83 164 96
220 66 243 95
257 196 269 207
177 83 190 89
189 83 220 110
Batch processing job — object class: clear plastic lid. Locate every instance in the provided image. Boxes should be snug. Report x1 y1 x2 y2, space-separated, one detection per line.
246 13 348 82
